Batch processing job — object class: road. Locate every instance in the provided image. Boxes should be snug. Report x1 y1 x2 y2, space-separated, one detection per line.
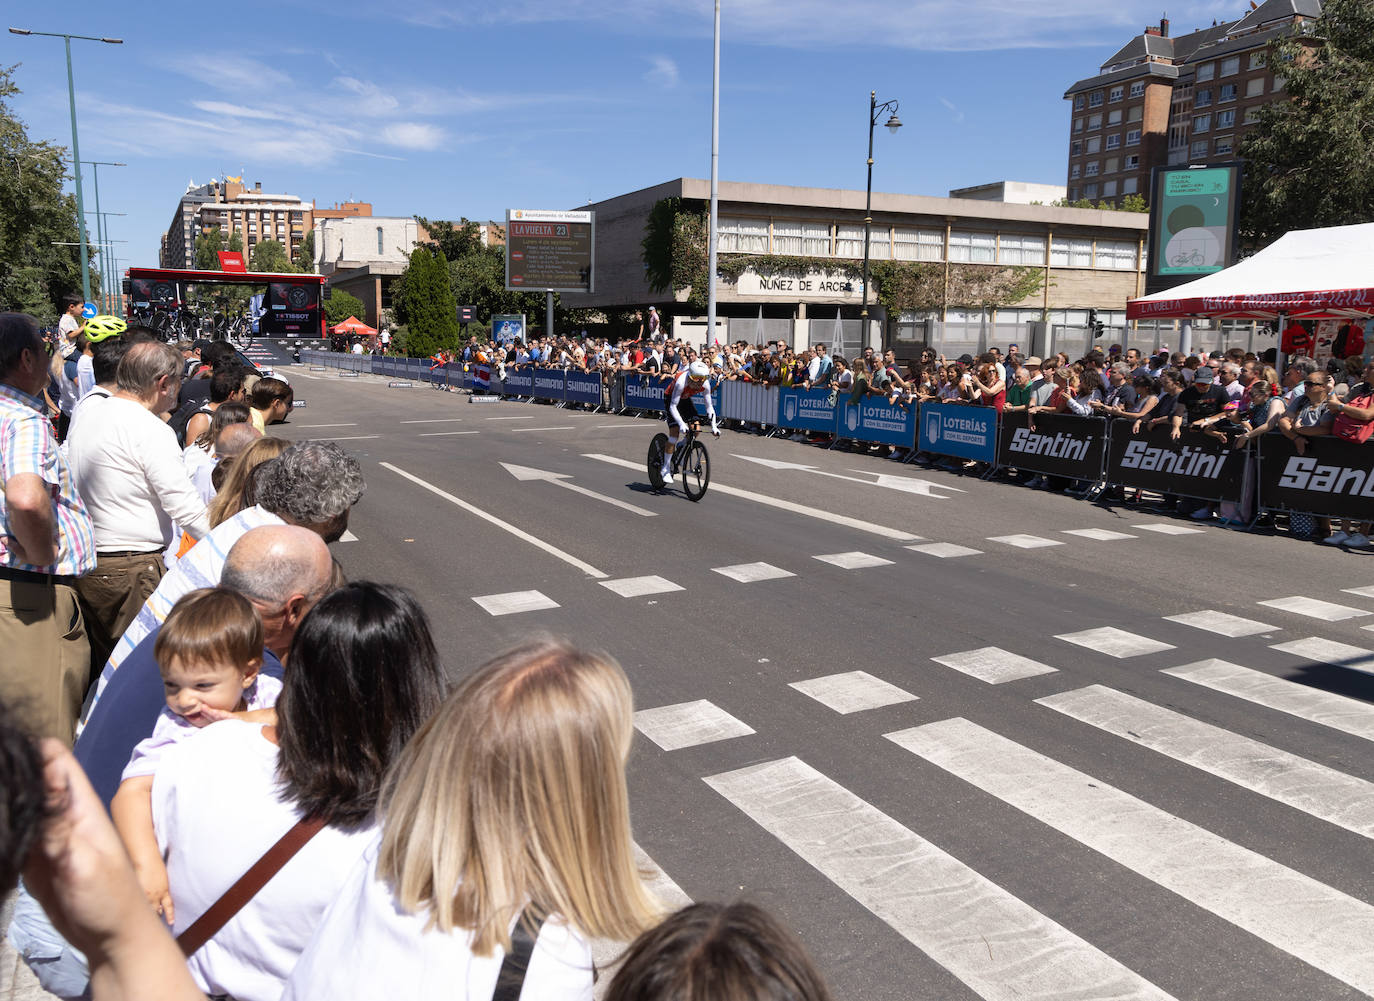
253 365 1374 998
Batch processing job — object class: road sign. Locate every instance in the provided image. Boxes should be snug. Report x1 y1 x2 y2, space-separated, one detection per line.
505 209 594 293
81 302 97 319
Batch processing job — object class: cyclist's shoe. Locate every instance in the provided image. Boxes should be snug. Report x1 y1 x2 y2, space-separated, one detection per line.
659 465 674 486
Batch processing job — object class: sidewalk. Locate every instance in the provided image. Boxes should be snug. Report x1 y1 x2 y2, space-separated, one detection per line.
0 897 57 1001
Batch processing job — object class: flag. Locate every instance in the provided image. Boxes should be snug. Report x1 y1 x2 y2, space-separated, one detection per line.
474 362 491 390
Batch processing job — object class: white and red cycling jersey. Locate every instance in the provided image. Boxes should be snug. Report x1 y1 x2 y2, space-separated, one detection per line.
663 370 717 432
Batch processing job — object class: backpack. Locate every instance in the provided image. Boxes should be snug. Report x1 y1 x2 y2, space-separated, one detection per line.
1332 392 1374 443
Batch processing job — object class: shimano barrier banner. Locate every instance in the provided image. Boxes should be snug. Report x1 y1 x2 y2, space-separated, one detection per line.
564 370 602 406
622 373 669 412
919 404 998 463
840 398 917 448
998 412 1105 479
502 365 534 396
777 387 839 433
531 369 567 402
1256 434 1374 521
1105 419 1246 502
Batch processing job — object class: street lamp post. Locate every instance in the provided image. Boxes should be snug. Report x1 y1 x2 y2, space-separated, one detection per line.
9 28 124 305
859 91 902 357
82 160 127 312
90 211 127 313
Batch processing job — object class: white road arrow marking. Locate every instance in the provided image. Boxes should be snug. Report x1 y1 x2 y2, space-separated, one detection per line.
501 462 657 517
731 454 963 498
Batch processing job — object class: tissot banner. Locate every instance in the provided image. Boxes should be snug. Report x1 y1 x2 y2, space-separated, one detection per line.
998 412 1105 479
1105 419 1246 502
920 403 998 463
1257 434 1374 520
777 387 839 433
840 398 917 448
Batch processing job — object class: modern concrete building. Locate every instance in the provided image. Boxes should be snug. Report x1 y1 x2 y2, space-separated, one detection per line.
159 180 220 269
561 178 1155 359
313 215 420 328
1063 1 1321 206
949 181 1067 205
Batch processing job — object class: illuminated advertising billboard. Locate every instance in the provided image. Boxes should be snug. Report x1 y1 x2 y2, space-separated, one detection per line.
1145 163 1242 294
261 282 320 336
505 209 594 293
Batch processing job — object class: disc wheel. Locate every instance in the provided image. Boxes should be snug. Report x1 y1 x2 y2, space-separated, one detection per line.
681 440 711 501
647 433 669 490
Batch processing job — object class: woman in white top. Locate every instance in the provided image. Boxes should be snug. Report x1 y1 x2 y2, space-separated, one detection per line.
285 639 661 1001
152 583 448 1001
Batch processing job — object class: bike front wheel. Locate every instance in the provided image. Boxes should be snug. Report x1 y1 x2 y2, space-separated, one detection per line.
647 434 669 490
681 440 710 501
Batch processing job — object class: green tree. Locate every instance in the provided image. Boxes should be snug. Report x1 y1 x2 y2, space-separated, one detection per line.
294 230 314 271
227 231 243 254
323 288 367 327
194 228 225 270
1240 0 1374 243
396 247 459 357
0 65 98 317
415 217 483 262
444 245 558 333
249 239 294 274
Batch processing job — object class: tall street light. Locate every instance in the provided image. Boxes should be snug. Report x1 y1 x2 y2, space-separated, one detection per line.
82 160 127 313
9 28 124 305
90 211 127 313
860 91 901 356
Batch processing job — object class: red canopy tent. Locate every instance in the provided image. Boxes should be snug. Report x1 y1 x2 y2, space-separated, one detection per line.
330 316 377 336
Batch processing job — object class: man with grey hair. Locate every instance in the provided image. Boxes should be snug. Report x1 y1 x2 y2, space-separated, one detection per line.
66 341 210 676
192 421 261 504
85 440 364 715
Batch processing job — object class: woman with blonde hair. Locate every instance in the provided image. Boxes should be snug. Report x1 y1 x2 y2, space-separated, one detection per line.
206 435 290 527
284 638 659 1001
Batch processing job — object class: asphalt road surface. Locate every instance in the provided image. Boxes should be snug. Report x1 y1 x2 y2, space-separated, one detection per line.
274 363 1374 1001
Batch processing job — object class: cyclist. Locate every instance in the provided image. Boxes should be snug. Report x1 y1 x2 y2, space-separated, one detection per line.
660 360 718 485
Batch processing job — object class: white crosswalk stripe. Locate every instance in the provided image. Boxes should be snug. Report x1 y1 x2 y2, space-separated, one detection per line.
887 717 1374 996
1062 528 1137 541
711 561 795 583
1055 626 1174 658
635 700 755 751
1132 523 1207 535
905 542 982 558
789 671 918 714
706 756 1178 1001
1037 685 1374 838
931 646 1058 684
1271 637 1374 675
1257 596 1370 621
599 575 684 598
1162 610 1276 637
1164 659 1374 743
812 551 895 569
470 590 559 616
987 533 1063 549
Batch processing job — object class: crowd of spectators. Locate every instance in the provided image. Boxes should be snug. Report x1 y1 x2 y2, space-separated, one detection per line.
1 308 836 1001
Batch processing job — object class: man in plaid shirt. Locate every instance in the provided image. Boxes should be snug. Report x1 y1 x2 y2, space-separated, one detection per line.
0 313 96 744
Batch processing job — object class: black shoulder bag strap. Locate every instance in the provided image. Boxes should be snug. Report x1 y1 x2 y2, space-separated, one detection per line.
492 911 546 1001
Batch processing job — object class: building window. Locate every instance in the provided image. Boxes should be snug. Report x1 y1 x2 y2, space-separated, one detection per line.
1249 51 1267 69
1073 117 1083 132
1104 156 1119 173
1109 86 1123 102
1193 114 1211 132
1125 154 1140 169
377 227 384 255
1219 83 1237 102
1097 239 1137 270
1089 90 1104 107
998 234 1046 266
1123 177 1139 195
718 217 770 253
1068 186 1079 200
1107 109 1123 126
1214 136 1233 156
1052 237 1093 267
1194 88 1212 108
1128 105 1143 122
1088 113 1102 130
1086 137 1101 154
1220 56 1240 76
1217 109 1236 129
1070 164 1081 179
1103 180 1118 197
1130 80 1145 97
1084 183 1099 199
1085 161 1100 176
802 222 833 256
893 227 942 262
1190 140 1210 159
1243 107 1261 125
1273 75 1286 92
948 231 996 263
1245 77 1265 97
1071 140 1082 155
1106 134 1121 149
1197 62 1215 81
1074 94 1085 110
834 224 865 258
1126 129 1141 146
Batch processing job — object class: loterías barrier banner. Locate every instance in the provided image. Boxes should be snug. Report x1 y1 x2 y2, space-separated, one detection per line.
1105 419 1247 502
919 403 997 463
996 412 1105 478
1257 434 1374 521
777 387 840 433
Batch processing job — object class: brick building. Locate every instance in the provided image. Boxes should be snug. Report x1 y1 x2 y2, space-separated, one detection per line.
159 178 315 268
1063 1 1321 206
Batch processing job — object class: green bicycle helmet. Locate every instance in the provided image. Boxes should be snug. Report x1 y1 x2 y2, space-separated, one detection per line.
84 314 127 343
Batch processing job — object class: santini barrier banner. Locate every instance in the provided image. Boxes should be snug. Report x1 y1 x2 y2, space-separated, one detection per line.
1105 420 1247 502
841 398 917 448
998 412 1106 479
1257 434 1374 521
777 387 840 433
919 404 997 463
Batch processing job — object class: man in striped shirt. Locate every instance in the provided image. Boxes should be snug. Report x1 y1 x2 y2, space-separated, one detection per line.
0 313 97 744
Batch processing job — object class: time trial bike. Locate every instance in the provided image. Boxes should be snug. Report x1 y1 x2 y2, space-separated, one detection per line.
647 421 711 501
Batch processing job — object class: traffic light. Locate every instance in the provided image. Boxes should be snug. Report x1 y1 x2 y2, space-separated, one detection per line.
1088 308 1105 339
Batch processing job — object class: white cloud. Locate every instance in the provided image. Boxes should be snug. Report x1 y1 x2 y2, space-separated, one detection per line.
645 55 679 88
190 101 292 122
167 55 292 93
939 97 965 124
332 76 401 116
380 122 447 150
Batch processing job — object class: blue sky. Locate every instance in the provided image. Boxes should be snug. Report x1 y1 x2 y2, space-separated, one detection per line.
6 0 1242 269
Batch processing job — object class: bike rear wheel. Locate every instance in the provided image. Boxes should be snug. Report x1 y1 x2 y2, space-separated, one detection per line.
681 440 711 501
647 434 669 490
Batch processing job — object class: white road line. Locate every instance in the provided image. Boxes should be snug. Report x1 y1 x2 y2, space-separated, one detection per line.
906 542 982 558
813 551 894 570
789 671 918 714
305 435 380 441
298 422 358 428
1343 586 1374 599
418 431 479 437
888 717 1374 996
594 424 645 430
485 415 535 420
1037 685 1374 839
583 453 922 542
599 576 683 598
987 534 1064 549
706 756 1177 1001
1270 637 1374 674
1257 596 1370 621
712 562 794 583
338 530 359 543
1056 626 1174 659
400 418 464 423
379 462 607 579
1162 610 1276 638
1062 528 1137 541
511 426 576 432
471 590 560 617
635 700 755 751
1132 523 1207 535
1164 659 1374 743
932 647 1058 684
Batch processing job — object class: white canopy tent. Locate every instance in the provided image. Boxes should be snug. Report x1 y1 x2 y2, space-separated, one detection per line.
1128 222 1374 322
